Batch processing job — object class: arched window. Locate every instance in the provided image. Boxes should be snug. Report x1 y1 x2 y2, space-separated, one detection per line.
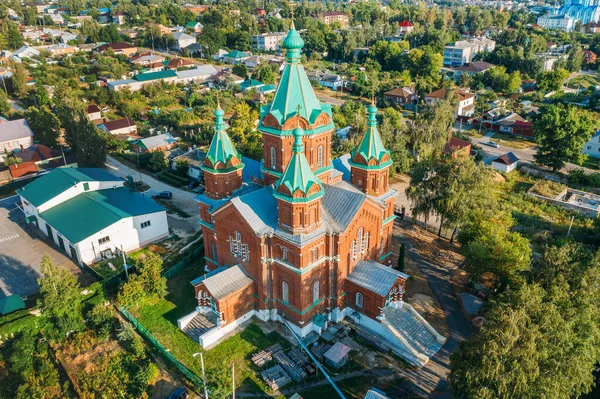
270 146 276 169
230 231 249 262
379 238 385 256
317 145 323 168
212 243 218 260
312 248 318 262
352 228 369 259
313 281 319 303
282 281 289 303
356 292 363 308
282 247 288 261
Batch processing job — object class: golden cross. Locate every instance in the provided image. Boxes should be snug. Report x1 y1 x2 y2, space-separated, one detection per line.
290 1 295 22
296 104 302 127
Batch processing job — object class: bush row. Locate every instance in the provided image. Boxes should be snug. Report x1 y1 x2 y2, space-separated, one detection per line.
157 173 183 187
568 168 600 188
161 170 189 184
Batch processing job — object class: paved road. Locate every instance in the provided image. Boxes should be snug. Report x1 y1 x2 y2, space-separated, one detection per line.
0 195 80 298
395 221 472 398
316 93 345 107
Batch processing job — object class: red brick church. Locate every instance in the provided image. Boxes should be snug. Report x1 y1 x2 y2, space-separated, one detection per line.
179 24 446 367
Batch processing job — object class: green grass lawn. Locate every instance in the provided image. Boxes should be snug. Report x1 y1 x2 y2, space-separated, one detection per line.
490 133 537 150
297 375 405 399
578 156 600 170
130 257 290 396
566 74 600 90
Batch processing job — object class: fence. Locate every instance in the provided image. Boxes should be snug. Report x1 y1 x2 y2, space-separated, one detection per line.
120 306 203 388
163 244 204 279
395 209 457 241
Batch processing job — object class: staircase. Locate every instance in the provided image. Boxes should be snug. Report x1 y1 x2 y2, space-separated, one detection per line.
182 312 219 343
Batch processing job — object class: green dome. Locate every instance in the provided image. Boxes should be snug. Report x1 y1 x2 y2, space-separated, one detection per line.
283 24 304 50
368 103 378 115
214 108 224 117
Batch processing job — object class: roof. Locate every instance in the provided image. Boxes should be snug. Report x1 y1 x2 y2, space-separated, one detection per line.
241 156 261 182
39 187 165 243
134 70 177 82
0 119 34 143
364 389 390 399
176 65 217 79
226 50 249 59
384 87 414 97
350 104 390 166
493 152 518 165
324 342 351 363
13 145 61 163
87 104 101 114
167 57 194 68
9 161 38 178
0 294 26 315
101 118 136 132
18 168 122 207
204 108 243 170
332 153 351 181
399 20 414 27
98 42 135 51
173 149 206 167
240 79 264 91
455 61 494 72
196 265 253 300
444 137 471 153
173 32 195 42
137 133 176 150
346 260 409 296
321 181 366 231
426 88 474 101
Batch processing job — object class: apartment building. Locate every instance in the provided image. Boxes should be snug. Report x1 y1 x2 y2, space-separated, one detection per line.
320 11 350 27
251 32 287 51
443 38 496 67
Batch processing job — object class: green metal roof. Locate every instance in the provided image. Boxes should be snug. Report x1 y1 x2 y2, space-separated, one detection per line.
225 50 248 59
185 21 198 28
0 294 25 315
39 187 165 244
276 127 323 201
134 70 177 82
350 104 390 166
18 168 121 208
240 79 263 91
263 25 328 126
204 107 243 172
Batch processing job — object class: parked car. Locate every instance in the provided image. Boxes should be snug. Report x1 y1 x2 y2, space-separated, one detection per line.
187 181 199 189
155 191 172 199
168 387 188 399
487 140 500 148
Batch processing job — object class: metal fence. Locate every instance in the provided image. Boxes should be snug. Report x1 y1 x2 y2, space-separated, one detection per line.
120 306 203 388
395 211 457 241
163 244 204 279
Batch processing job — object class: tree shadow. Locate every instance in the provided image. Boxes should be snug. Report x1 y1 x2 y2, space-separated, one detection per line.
0 253 40 298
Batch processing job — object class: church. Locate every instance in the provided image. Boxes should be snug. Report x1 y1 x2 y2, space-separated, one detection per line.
178 23 446 367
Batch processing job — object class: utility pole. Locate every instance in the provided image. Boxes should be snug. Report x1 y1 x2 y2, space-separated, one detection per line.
193 352 209 399
567 215 575 237
231 361 235 399
121 245 128 279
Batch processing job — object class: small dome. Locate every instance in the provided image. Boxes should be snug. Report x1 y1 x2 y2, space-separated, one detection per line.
214 108 225 117
283 26 304 50
368 103 378 114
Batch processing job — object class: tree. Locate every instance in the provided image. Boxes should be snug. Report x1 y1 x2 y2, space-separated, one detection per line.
117 253 167 308
534 104 595 171
398 243 406 271
87 304 116 340
9 61 28 98
232 63 248 79
0 88 10 116
148 151 167 172
252 62 277 84
536 68 570 92
506 70 522 93
175 159 189 176
24 106 61 148
407 95 455 160
37 254 84 340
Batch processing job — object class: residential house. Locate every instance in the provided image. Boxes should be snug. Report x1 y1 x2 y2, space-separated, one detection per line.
119 29 139 39
449 61 495 80
176 65 218 84
170 148 206 180
443 137 472 159
9 162 39 179
206 70 245 87
47 43 78 56
589 22 600 33
0 119 35 160
252 32 286 51
173 32 196 51
185 21 203 33
425 88 475 117
537 14 575 31
512 120 534 137
157 24 172 35
107 79 141 92
240 79 264 92
224 50 250 64
112 12 129 25
398 20 414 35
86 104 102 122
583 50 597 64
18 168 169 265
491 152 518 173
384 87 416 106
259 84 276 94
58 31 78 43
130 53 166 66
98 118 137 135
166 57 194 70
48 13 64 25
132 133 177 153
95 42 138 56
320 73 344 90
10 46 40 61
583 130 600 159
255 8 267 17
443 38 496 67
11 144 73 177
243 55 263 70
364 388 390 399
211 49 229 61
320 11 350 27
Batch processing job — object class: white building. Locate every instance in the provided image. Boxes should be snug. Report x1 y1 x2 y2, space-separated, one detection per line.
98 118 137 135
491 152 519 173
537 14 575 31
443 38 496 67
176 65 218 84
173 32 196 51
10 46 40 62
425 88 475 117
251 32 286 51
583 131 600 159
18 168 169 265
0 119 35 161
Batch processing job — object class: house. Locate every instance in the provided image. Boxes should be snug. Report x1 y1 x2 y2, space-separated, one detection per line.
13 145 63 167
206 70 245 87
425 88 475 117
450 61 495 80
583 50 597 64
224 50 250 65
134 70 178 85
47 43 78 56
259 84 276 95
443 38 496 67
243 55 263 70
86 104 102 121
170 148 207 180
323 342 351 369
0 119 35 160
166 57 194 70
491 152 518 173
132 133 177 153
589 22 600 33
98 118 137 135
130 53 166 66
112 12 129 25
443 137 472 159
364 388 390 399
185 21 203 33
583 130 600 159
95 42 138 56
252 32 286 51
48 13 64 25
172 32 196 51
537 14 575 31
10 46 40 61
512 120 534 137
211 49 229 61
240 79 264 92
320 11 350 27
107 79 142 92
9 162 39 179
176 65 218 84
58 31 78 43
0 295 26 316
320 73 344 90
384 87 416 106
18 168 169 265
398 20 414 35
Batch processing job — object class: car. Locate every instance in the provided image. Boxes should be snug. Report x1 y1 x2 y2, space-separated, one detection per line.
187 181 199 189
155 191 172 199
487 140 500 148
168 387 188 399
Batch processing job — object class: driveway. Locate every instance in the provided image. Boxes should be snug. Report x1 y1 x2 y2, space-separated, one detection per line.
0 195 81 298
105 155 201 224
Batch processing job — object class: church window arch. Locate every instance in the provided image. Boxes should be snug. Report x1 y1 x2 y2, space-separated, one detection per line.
356 292 363 308
313 281 320 303
317 145 323 168
229 231 249 262
282 281 289 303
270 146 276 169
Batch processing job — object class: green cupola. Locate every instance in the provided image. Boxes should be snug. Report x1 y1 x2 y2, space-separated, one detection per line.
202 106 244 172
283 21 304 61
349 103 392 168
275 127 323 201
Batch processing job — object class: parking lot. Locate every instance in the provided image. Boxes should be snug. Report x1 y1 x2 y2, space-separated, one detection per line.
0 195 82 299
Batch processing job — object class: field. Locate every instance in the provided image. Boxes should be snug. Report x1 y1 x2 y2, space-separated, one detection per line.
490 133 537 150
565 73 600 90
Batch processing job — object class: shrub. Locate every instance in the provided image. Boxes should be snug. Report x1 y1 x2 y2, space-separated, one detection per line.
161 170 189 184
157 173 182 187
